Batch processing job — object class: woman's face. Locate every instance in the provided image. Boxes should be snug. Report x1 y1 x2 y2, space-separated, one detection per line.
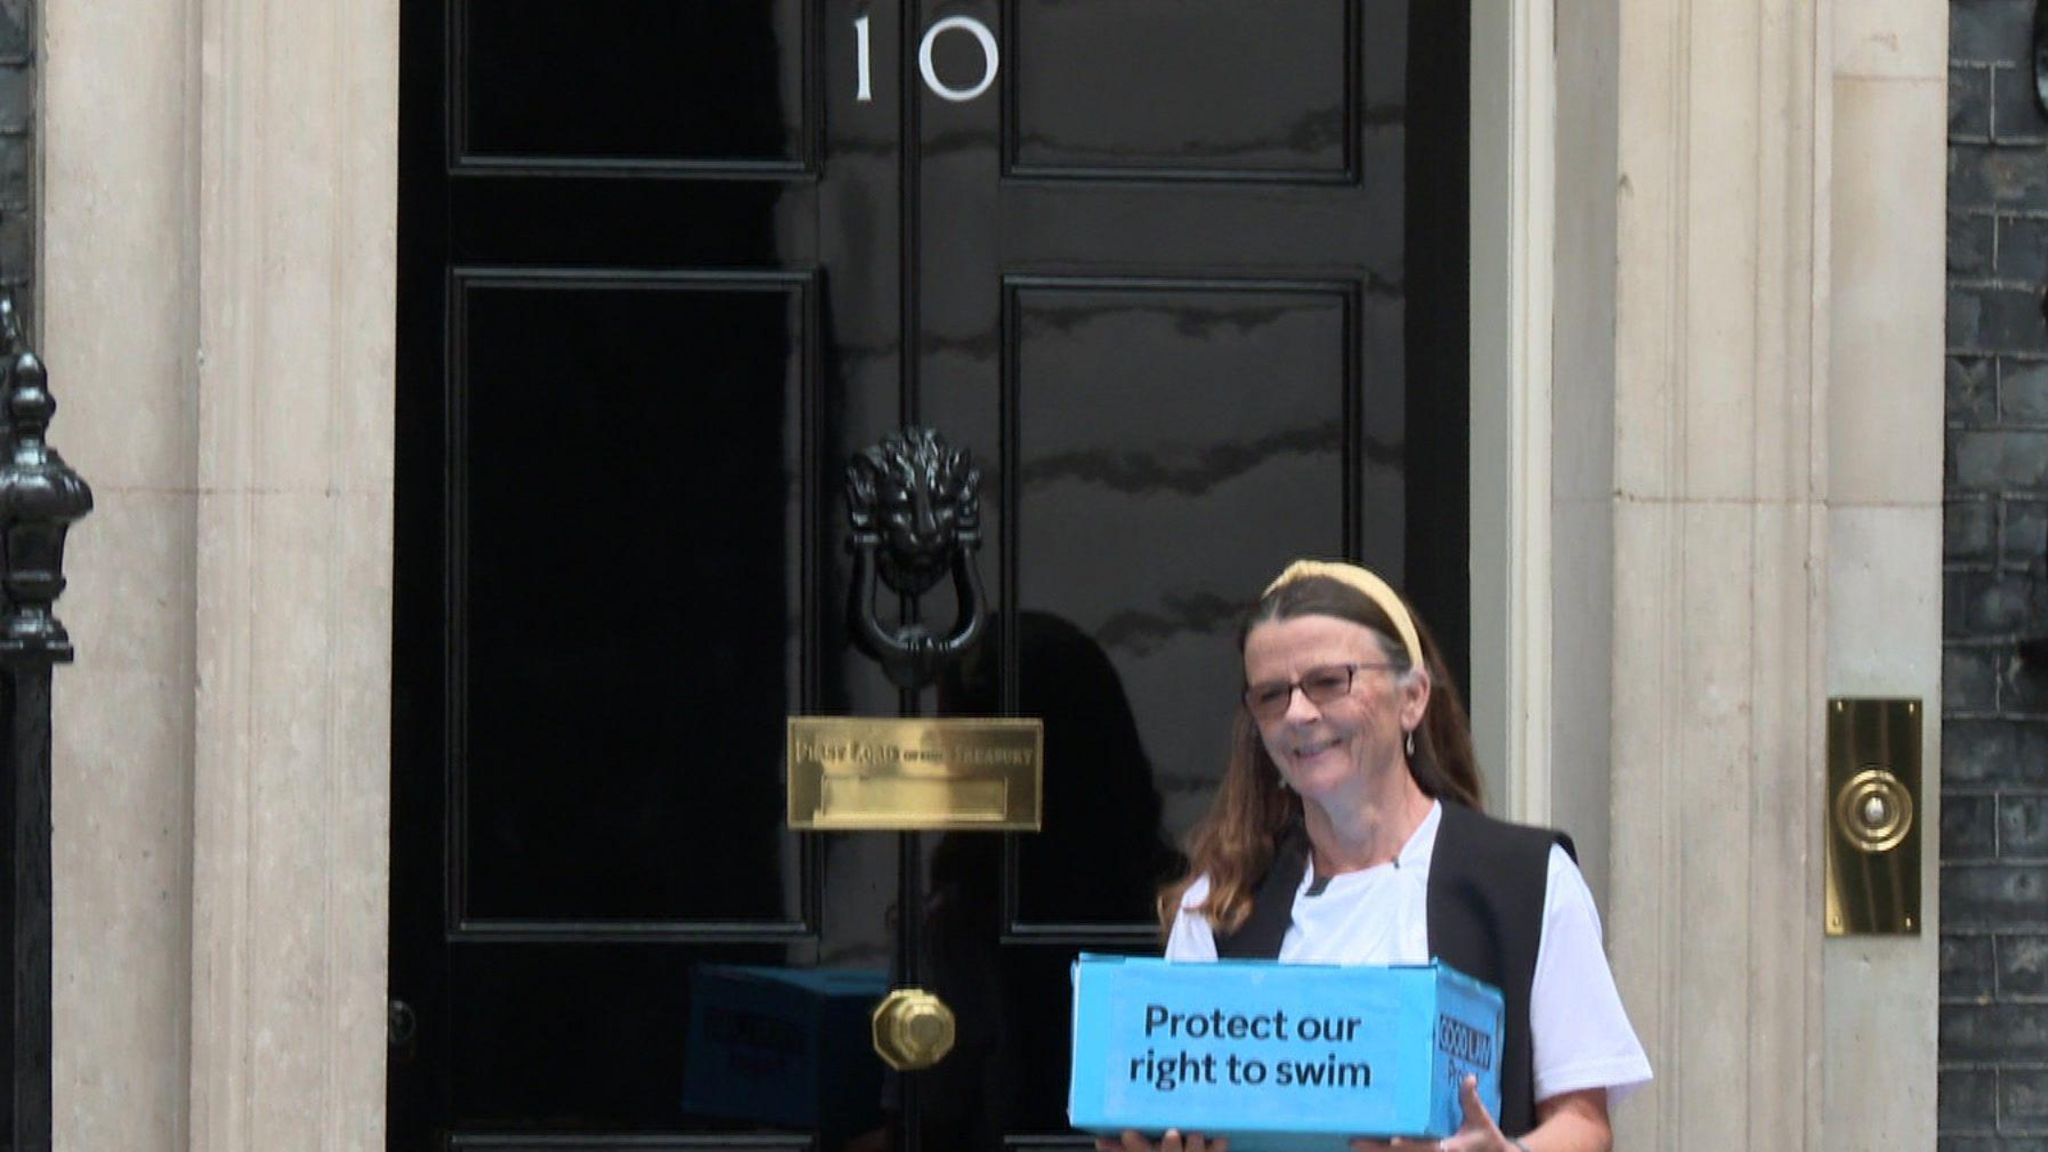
1241 613 1429 802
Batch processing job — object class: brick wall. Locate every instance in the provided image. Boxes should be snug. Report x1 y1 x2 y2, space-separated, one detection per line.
0 0 28 333
1947 1 2048 1145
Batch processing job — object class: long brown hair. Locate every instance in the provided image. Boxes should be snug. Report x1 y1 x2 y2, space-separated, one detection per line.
1157 574 1482 936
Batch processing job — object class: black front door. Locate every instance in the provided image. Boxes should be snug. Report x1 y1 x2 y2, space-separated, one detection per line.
389 3 1469 1149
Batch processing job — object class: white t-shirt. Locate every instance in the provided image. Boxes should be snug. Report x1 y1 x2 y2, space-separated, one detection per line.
1165 802 1652 1104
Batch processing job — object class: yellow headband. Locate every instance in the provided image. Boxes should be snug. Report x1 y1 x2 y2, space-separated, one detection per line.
1262 559 1423 671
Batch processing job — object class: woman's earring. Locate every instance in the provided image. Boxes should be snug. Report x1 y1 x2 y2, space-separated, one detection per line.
1404 729 1416 758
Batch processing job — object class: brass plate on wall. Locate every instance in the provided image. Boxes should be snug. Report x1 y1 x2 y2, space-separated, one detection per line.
786 717 1043 831
1825 698 1921 936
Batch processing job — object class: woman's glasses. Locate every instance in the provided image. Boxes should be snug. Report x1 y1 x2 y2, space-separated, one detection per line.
1241 662 1398 722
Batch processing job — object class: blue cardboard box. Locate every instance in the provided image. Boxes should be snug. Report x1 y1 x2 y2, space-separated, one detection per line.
681 964 890 1135
1068 955 1504 1151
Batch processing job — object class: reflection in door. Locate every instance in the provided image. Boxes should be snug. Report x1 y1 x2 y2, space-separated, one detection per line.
912 611 1185 1147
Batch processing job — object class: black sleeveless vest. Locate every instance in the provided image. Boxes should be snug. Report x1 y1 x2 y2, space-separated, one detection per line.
1213 802 1572 1137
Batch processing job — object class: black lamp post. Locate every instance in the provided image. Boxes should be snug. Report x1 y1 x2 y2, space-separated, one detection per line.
0 292 93 1152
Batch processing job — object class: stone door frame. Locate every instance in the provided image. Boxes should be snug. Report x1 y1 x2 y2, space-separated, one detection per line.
38 1 1945 1148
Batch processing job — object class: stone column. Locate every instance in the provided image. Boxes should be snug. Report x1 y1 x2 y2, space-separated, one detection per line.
44 0 203 1147
1596 0 1945 1148
185 0 398 1148
1824 1 1945 1147
43 0 399 1146
1605 0 1829 1147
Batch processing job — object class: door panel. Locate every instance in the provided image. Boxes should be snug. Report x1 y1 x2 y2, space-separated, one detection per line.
1007 2 1355 179
446 941 786 1127
454 274 810 928
1001 278 1377 888
454 0 814 171
393 1 1467 1147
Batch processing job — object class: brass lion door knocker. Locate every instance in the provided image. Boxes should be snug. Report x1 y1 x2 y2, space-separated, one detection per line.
845 426 988 691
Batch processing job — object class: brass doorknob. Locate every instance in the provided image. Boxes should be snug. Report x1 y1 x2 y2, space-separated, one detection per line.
871 987 956 1071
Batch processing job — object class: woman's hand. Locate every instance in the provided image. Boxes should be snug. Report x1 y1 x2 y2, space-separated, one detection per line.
1094 1130 1229 1152
1350 1075 1514 1152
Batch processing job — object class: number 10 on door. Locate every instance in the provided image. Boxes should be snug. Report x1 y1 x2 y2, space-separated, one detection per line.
854 11 1001 104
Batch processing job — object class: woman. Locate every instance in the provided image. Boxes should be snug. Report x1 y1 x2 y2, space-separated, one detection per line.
1098 560 1649 1152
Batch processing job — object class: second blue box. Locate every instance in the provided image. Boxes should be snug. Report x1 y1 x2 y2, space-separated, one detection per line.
680 964 889 1136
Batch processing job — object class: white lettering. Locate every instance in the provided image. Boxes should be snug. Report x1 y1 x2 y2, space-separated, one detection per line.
917 16 998 103
853 14 873 103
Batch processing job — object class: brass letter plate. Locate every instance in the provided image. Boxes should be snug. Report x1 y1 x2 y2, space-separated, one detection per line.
1825 698 1921 936
786 717 1043 831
